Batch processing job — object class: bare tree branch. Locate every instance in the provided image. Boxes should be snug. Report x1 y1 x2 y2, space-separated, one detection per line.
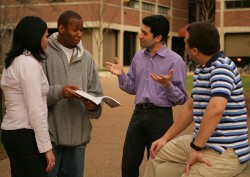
83 0 117 69
199 0 215 23
0 1 25 68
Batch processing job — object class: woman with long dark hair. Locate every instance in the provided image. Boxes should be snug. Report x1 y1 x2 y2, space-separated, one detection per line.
1 16 55 177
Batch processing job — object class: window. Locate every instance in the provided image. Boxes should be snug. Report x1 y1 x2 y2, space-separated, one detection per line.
158 5 169 15
225 0 250 9
142 2 155 12
123 0 139 9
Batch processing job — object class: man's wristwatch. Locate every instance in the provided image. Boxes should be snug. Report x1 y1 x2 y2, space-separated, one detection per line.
190 142 203 151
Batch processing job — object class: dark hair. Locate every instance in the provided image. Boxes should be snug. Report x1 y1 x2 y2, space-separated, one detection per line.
187 22 220 55
142 15 170 42
57 10 82 28
5 16 47 69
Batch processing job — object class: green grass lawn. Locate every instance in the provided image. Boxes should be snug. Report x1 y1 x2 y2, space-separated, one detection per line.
241 75 250 99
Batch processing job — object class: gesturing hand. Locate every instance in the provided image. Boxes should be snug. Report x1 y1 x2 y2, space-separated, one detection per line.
105 57 123 76
150 69 173 88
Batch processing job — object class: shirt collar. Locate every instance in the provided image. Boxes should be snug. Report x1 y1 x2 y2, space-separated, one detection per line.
142 43 167 58
206 51 225 66
198 51 225 68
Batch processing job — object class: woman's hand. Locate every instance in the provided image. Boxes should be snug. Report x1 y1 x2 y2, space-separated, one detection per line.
45 149 55 172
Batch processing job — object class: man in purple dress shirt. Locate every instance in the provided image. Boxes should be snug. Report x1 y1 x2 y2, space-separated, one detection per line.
106 15 188 177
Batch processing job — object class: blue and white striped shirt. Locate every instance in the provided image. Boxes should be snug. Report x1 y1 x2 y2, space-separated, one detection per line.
192 51 250 164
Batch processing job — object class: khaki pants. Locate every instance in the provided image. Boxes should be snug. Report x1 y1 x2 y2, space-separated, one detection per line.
143 134 247 177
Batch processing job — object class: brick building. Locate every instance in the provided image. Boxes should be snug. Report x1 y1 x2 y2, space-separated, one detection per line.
216 0 250 68
0 0 189 69
0 0 250 69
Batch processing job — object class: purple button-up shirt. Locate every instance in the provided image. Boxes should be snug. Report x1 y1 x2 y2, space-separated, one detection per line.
118 45 188 107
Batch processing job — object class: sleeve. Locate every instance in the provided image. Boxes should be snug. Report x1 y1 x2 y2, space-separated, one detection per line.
210 64 235 99
118 58 136 95
164 58 188 105
20 58 52 153
46 84 64 106
42 60 64 107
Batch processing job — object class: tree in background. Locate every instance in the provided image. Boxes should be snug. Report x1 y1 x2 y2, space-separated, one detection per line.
0 0 24 69
189 0 215 23
83 0 118 70
199 0 215 22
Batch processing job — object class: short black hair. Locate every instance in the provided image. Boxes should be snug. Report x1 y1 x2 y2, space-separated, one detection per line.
187 22 220 55
57 10 82 28
5 16 47 69
142 15 170 42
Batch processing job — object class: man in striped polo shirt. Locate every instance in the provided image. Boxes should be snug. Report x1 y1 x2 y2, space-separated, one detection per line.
143 22 250 177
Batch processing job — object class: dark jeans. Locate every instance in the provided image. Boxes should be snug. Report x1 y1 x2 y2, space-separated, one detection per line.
1 129 47 177
48 144 85 177
122 105 173 177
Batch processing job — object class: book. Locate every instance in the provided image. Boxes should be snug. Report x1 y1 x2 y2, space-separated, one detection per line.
76 90 121 108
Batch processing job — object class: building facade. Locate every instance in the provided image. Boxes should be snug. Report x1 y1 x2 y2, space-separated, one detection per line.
0 0 250 69
0 0 189 69
216 0 250 67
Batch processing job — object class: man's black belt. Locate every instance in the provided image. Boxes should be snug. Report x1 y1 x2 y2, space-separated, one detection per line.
136 103 158 108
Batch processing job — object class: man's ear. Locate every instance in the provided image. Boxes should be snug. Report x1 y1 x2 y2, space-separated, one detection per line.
155 35 162 42
58 24 64 34
191 47 199 56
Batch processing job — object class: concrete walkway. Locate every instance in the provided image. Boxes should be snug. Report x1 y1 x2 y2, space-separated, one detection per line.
0 75 193 177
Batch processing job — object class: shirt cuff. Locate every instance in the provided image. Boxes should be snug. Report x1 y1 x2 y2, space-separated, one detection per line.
164 82 174 93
